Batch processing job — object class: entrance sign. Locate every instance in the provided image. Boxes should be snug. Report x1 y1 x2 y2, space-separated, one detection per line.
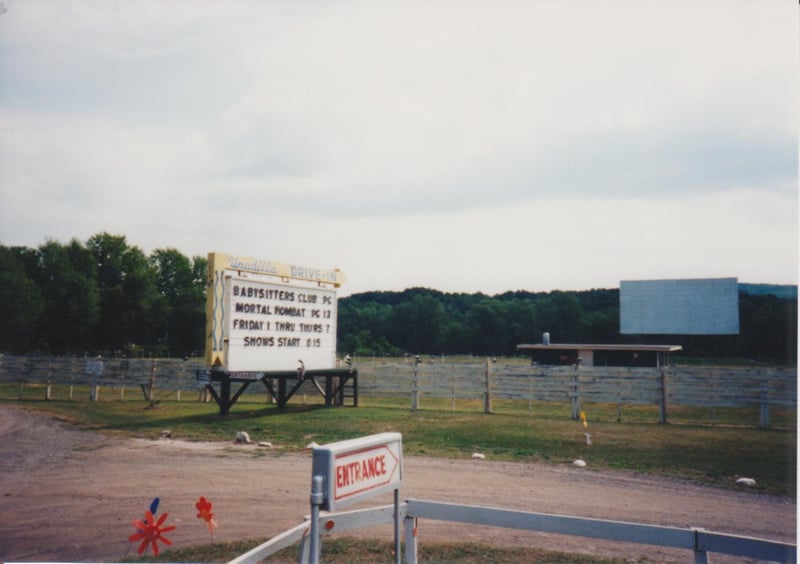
311 432 403 511
205 252 345 370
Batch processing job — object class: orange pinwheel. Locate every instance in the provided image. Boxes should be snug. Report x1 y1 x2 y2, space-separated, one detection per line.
129 509 176 556
195 496 218 534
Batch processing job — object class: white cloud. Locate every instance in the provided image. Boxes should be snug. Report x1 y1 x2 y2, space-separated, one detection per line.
0 0 796 295
202 0 796 217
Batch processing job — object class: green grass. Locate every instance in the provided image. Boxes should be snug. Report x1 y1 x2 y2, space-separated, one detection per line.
2 388 793 563
123 537 635 563
1 388 795 495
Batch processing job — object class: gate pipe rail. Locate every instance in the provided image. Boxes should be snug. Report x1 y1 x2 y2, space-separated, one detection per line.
227 500 794 564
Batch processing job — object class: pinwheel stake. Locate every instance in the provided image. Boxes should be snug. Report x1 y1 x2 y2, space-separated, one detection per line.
580 410 592 445
196 496 218 541
128 507 176 557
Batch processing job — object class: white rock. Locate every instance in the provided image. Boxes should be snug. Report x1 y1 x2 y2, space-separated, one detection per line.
235 431 251 444
305 441 320 450
736 477 756 487
472 453 486 460
572 459 587 468
257 441 273 448
160 430 172 439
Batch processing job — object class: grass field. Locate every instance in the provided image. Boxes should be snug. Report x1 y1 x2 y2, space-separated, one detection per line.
124 537 631 563
2 388 795 562
2 387 795 495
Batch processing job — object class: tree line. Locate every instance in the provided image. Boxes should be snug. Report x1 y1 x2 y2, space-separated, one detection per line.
1 233 796 365
338 287 797 364
1 233 206 357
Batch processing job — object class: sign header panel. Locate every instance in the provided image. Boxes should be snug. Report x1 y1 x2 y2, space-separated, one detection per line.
211 252 346 286
312 432 403 511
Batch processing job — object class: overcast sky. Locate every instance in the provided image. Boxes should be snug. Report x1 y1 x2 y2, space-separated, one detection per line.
0 1 797 296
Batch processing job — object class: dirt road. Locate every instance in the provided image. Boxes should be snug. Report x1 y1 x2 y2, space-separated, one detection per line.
0 405 794 562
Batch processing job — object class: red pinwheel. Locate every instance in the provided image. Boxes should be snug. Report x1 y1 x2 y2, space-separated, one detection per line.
129 509 176 556
195 496 218 535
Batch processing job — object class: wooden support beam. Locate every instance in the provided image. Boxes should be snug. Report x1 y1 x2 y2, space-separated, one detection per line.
201 369 358 415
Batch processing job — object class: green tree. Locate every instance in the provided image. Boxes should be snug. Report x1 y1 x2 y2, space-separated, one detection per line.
466 299 510 355
531 291 583 343
389 292 446 353
739 293 798 364
30 239 99 353
0 246 43 353
149 248 206 356
86 233 164 354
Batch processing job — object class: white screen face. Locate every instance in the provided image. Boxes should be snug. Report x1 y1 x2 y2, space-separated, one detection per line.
620 278 739 335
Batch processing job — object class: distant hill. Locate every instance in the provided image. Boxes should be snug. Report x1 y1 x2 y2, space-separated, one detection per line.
739 283 797 299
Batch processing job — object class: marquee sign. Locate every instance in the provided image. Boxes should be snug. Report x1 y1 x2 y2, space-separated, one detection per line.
311 432 403 511
205 252 345 371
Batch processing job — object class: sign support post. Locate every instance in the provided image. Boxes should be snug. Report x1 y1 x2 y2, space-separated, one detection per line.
394 488 401 564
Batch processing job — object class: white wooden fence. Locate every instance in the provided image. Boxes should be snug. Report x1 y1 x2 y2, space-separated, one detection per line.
356 359 796 427
0 355 208 401
1 355 795 427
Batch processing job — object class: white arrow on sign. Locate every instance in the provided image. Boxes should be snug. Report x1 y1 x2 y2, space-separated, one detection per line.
333 443 401 505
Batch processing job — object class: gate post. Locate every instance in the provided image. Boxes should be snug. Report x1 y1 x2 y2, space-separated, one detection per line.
692 527 709 564
404 514 418 564
308 475 324 564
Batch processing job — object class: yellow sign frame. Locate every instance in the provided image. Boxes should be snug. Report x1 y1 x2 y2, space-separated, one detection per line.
205 252 345 368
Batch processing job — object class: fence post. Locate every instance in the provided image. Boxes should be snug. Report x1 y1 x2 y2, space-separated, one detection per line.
411 358 420 412
450 370 456 412
570 371 580 420
692 528 709 564
759 375 770 428
46 363 52 400
528 371 533 417
142 357 157 401
484 358 492 414
149 358 156 398
404 514 418 564
659 369 668 424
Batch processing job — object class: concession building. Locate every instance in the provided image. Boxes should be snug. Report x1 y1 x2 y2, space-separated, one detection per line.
516 343 682 368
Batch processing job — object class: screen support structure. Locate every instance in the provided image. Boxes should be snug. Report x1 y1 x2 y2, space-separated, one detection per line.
197 367 358 415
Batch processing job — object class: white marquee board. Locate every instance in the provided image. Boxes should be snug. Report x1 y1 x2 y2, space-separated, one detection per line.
620 277 739 335
205 252 344 371
224 276 337 371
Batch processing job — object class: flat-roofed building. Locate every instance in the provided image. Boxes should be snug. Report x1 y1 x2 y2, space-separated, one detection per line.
516 343 682 368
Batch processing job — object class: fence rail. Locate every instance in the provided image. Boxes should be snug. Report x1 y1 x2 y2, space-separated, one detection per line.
0 355 208 390
0 355 795 427
355 359 797 427
228 500 796 564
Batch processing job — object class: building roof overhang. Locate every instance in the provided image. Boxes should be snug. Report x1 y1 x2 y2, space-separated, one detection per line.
516 343 682 353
